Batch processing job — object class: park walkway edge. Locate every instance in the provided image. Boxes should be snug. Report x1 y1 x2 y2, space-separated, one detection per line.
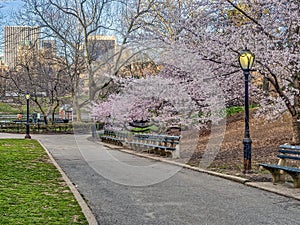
38 140 99 225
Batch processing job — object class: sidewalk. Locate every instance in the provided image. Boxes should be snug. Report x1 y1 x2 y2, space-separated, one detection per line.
103 142 300 201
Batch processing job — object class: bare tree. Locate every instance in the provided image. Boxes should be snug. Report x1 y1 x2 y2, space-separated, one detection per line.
3 42 68 124
11 0 158 120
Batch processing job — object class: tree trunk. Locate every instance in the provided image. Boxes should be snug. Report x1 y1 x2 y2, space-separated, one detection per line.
43 115 48 125
52 111 55 123
292 117 300 145
72 95 81 122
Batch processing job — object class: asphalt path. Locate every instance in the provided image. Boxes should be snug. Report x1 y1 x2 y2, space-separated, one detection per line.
3 133 300 225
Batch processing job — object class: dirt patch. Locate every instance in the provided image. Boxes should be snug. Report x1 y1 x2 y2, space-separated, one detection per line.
187 111 293 181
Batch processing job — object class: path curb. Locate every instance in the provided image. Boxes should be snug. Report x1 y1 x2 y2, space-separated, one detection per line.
245 182 300 201
38 140 99 225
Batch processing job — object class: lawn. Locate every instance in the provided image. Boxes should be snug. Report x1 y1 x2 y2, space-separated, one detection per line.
0 139 88 224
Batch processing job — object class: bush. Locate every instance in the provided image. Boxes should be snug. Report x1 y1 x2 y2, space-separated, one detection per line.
226 106 244 117
0 122 73 134
131 125 159 133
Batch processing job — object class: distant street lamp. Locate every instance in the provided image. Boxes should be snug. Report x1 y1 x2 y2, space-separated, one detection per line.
25 92 31 139
238 48 255 174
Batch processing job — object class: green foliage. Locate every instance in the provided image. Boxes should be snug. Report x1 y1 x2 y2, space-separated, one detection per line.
226 106 244 116
226 105 258 117
0 102 20 114
0 139 88 224
0 123 73 134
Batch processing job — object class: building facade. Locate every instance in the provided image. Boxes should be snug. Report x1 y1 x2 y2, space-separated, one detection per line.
88 35 116 63
41 40 57 57
0 56 8 97
4 26 40 69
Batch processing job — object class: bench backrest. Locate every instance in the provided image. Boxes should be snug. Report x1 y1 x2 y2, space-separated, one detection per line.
103 129 181 146
104 130 114 136
133 133 180 146
277 145 300 165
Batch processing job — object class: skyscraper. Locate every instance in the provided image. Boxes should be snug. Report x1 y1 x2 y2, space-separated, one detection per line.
4 26 40 68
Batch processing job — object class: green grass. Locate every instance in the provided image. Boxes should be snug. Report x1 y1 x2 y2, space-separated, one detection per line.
0 139 88 224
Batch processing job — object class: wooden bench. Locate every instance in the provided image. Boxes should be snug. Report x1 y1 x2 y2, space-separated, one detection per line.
127 133 180 159
100 130 128 146
259 145 300 187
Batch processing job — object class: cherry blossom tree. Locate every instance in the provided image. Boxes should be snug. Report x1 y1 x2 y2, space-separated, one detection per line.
92 0 300 146
91 75 200 131
91 50 227 133
137 0 300 143
203 0 300 143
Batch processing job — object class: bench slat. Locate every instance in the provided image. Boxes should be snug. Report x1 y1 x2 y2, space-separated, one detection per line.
279 150 300 155
279 145 300 150
277 155 300 161
127 142 177 151
260 163 300 173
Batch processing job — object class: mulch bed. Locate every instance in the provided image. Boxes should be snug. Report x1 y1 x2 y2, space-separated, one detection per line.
185 111 293 182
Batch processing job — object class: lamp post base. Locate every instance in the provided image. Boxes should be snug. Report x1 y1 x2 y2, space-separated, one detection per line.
243 138 252 174
25 124 31 139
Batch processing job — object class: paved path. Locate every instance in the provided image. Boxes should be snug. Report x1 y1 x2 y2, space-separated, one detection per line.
2 133 300 224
